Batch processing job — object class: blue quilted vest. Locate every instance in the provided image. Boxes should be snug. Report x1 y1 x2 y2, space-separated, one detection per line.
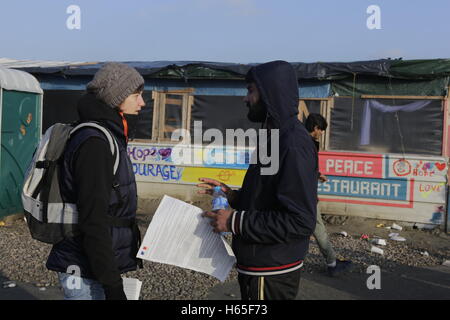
46 120 141 278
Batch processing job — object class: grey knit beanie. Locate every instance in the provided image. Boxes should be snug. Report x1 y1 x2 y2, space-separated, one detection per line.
87 62 144 108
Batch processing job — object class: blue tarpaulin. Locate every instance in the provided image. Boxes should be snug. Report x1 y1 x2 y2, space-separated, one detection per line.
299 81 331 98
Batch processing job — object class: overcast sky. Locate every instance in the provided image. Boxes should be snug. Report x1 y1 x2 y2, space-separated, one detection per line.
1 0 449 63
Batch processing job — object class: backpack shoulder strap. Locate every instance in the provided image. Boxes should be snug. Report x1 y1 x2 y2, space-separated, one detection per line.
70 122 120 175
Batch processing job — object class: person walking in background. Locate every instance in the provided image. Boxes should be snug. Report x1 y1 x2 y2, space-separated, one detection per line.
305 113 353 277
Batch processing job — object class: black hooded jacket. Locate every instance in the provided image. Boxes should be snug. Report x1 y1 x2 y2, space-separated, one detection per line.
229 61 318 275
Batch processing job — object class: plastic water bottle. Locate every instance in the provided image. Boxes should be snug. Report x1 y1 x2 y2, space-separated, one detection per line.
212 186 229 211
211 186 231 236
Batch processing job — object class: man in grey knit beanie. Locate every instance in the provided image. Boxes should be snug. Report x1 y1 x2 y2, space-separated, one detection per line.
87 62 145 108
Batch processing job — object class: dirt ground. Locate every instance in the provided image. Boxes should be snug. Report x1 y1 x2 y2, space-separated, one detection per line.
0 211 448 300
137 195 450 254
320 215 450 253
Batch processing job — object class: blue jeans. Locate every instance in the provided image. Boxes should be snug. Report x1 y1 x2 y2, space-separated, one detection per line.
58 272 105 300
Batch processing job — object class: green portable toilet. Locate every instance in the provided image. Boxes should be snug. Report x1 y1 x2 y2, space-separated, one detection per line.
0 67 42 219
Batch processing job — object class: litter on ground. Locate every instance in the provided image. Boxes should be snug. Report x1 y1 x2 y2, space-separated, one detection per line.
370 246 384 255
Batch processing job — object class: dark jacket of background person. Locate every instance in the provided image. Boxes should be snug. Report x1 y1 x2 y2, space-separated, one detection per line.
46 93 140 299
229 61 318 275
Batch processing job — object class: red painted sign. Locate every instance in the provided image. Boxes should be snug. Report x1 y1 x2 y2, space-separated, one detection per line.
319 152 383 179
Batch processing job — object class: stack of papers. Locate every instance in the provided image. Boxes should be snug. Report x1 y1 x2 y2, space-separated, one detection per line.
122 277 142 300
137 195 236 282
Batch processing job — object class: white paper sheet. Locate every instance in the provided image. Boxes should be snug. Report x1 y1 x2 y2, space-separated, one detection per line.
122 277 142 300
137 195 236 282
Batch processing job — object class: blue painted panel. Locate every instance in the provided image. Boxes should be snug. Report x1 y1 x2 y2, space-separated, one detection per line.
318 176 409 201
36 75 332 97
299 81 331 98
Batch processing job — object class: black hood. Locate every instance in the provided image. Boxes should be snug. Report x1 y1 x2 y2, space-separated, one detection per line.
77 93 127 142
246 61 299 129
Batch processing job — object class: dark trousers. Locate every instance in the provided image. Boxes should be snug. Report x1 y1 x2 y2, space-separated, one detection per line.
238 269 301 300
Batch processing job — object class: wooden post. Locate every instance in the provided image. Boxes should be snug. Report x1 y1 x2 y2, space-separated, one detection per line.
152 89 195 143
181 94 188 139
319 100 326 149
297 100 309 122
158 93 166 143
297 100 303 121
187 95 193 134
442 93 449 157
361 94 444 100
151 91 160 142
325 97 333 151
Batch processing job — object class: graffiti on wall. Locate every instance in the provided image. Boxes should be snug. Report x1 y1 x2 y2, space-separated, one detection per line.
430 205 445 224
317 152 447 208
130 146 448 212
133 163 246 187
128 144 251 169
128 146 173 163
215 170 236 183
133 163 182 182
391 158 447 179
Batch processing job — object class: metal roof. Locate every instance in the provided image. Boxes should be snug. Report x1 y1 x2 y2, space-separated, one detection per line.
0 67 43 94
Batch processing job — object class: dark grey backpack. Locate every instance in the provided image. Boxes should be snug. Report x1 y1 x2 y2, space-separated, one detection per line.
22 122 119 244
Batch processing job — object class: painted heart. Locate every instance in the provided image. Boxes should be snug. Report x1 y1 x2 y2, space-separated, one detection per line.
435 162 446 171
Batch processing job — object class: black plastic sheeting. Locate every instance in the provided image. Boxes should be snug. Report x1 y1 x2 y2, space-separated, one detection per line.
41 90 154 140
293 60 393 80
129 94 261 143
329 97 443 156
38 91 445 156
190 95 260 145
333 75 449 97
390 59 450 79
11 59 397 80
51 60 393 80
19 61 255 79
16 60 450 97
129 91 154 140
42 90 84 131
41 91 259 145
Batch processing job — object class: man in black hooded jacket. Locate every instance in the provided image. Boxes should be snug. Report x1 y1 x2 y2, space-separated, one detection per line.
200 61 318 300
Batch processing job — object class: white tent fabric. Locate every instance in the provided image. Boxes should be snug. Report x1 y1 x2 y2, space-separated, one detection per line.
0 67 43 94
0 58 85 69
